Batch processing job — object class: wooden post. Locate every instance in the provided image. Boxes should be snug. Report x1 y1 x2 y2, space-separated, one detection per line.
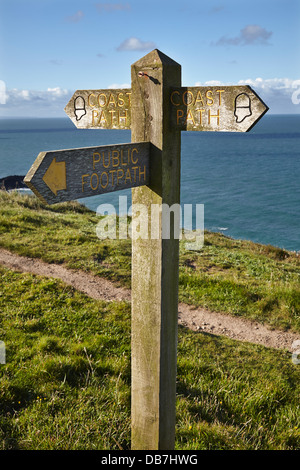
130 49 181 450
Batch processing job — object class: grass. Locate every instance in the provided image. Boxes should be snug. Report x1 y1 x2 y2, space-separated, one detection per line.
0 268 131 450
0 191 299 332
0 191 299 450
0 267 299 450
179 235 300 332
0 191 132 286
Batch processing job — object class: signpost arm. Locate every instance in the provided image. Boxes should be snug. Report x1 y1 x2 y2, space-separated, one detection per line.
130 49 181 450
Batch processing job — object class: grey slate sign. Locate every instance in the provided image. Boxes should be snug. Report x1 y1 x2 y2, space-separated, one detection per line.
24 142 150 205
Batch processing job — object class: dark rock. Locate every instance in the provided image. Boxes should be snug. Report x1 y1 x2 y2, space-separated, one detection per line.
0 175 26 190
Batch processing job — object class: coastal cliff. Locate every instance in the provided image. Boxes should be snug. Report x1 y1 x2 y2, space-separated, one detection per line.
0 175 26 190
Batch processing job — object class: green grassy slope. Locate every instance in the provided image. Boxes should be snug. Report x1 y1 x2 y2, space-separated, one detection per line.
0 191 299 450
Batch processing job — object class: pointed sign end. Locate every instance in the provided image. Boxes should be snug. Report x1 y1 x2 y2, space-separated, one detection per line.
23 176 49 205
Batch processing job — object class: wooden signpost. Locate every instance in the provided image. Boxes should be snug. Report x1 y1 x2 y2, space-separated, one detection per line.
24 49 268 451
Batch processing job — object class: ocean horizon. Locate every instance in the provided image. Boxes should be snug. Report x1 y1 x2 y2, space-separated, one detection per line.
0 114 299 252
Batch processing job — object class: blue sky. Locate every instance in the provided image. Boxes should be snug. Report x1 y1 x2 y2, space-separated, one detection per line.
1 0 300 116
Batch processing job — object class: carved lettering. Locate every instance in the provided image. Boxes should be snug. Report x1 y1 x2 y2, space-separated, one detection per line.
170 87 228 129
81 146 148 193
67 90 132 129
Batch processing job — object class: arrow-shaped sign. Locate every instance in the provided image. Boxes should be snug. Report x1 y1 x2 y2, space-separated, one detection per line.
170 85 268 132
64 88 132 130
24 142 150 205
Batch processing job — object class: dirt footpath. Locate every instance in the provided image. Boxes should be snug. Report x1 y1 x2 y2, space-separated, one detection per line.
0 247 299 353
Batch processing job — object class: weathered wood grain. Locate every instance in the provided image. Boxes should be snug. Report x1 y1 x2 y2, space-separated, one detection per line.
130 49 181 450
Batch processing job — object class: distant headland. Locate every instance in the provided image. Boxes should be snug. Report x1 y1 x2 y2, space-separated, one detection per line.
0 175 26 190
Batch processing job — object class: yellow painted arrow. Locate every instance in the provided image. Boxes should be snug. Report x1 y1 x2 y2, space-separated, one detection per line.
42 157 66 195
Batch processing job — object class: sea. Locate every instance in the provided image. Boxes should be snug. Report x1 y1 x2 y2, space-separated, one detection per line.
0 114 299 252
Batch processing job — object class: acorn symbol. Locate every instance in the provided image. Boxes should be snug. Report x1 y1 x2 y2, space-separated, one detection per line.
234 93 252 123
74 96 86 121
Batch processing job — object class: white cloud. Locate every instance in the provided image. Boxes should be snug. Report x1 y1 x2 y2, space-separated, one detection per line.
95 3 131 12
5 87 70 104
210 5 225 14
237 78 298 99
201 80 223 86
46 87 69 97
19 90 30 100
65 10 84 23
195 77 298 93
50 59 63 66
1 87 71 117
194 77 300 113
117 37 156 51
108 83 130 89
213 24 272 46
